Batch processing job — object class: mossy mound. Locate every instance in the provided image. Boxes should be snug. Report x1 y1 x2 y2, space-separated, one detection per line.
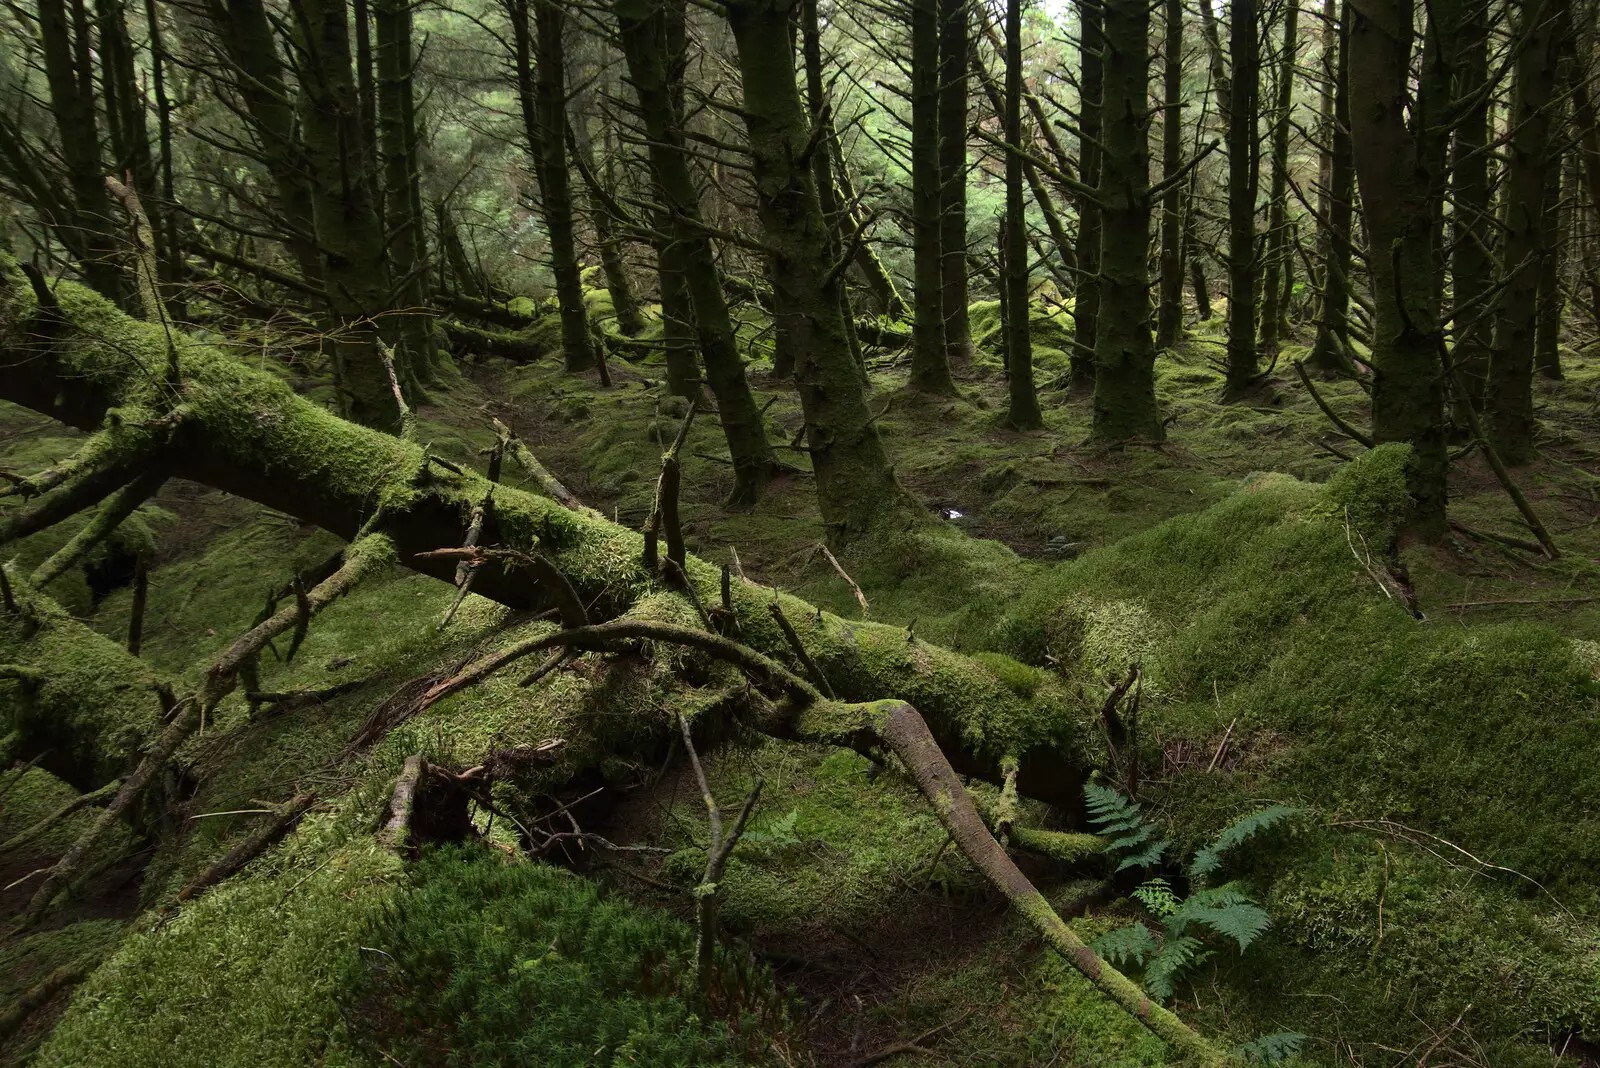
343 846 792 1067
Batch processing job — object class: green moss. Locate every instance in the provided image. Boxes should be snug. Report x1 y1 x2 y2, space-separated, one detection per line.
342 846 790 1066
38 831 401 1068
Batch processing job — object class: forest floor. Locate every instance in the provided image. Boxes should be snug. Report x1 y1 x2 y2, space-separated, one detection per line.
5 305 1600 1066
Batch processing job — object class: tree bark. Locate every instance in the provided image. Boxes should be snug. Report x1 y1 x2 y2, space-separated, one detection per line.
1155 0 1186 350
1535 136 1566 380
514 0 597 374
1347 0 1447 534
293 0 400 430
1257 0 1298 358
722 0 913 542
1446 0 1492 408
802 0 864 375
1487 0 1557 463
37 0 124 307
376 0 438 376
1223 0 1261 398
1003 0 1040 429
938 0 973 367
1070 0 1102 391
911 0 957 392
613 0 777 504
1089 0 1162 442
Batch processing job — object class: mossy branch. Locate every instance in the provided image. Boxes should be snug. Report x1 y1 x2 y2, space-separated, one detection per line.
174 791 317 903
0 777 119 856
30 468 166 587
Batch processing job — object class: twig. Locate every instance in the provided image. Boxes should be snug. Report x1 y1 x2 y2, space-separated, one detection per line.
819 543 868 616
1206 719 1238 772
376 340 415 441
1293 361 1374 448
767 597 835 698
176 792 317 902
1443 595 1600 609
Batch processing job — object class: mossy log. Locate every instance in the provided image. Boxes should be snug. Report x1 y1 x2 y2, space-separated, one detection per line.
438 318 545 363
0 256 1086 811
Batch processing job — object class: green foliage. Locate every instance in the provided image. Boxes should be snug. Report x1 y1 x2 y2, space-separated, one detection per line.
1167 885 1271 952
1093 920 1160 967
1231 1032 1307 1065
1085 782 1169 873
342 846 789 1067
1188 804 1303 882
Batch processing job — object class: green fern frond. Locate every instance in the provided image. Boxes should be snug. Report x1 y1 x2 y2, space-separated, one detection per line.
1188 804 1302 881
1169 883 1272 951
1116 838 1171 872
1091 922 1159 968
1132 877 1180 918
1143 935 1210 1000
1232 1032 1308 1064
1084 783 1147 835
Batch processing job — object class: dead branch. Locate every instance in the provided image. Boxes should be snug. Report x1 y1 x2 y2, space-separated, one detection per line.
819 543 869 616
492 417 586 511
30 469 166 588
0 962 90 1043
1435 336 1560 558
376 340 416 442
0 778 119 856
439 491 493 630
176 792 317 901
1293 360 1374 448
678 710 762 997
382 755 425 852
767 596 835 698
646 399 698 573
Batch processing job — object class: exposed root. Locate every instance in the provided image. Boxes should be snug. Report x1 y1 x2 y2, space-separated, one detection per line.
0 962 90 1043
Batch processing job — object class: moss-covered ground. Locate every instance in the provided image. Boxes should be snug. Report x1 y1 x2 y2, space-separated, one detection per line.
5 298 1600 1066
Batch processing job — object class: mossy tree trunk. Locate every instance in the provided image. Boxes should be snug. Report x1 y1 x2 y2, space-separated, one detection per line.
436 201 484 299
1070 0 1102 391
1446 0 1492 410
514 0 597 374
802 0 864 374
938 0 973 368
1222 0 1260 398
293 0 401 430
1535 138 1566 380
1486 0 1557 464
1257 0 1297 358
36 0 124 308
353 0 380 200
376 0 438 377
910 0 956 393
722 0 913 542
1307 0 1354 376
204 0 327 291
835 134 910 321
1003 0 1041 429
1154 0 1186 351
613 0 777 504
578 119 646 338
1089 0 1163 443
95 0 163 284
1347 0 1447 534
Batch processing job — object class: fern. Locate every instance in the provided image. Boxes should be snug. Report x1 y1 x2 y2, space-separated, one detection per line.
1131 877 1179 918
1142 935 1210 1000
1188 804 1302 882
1083 783 1170 872
1091 922 1158 967
1167 884 1272 952
1232 1031 1307 1064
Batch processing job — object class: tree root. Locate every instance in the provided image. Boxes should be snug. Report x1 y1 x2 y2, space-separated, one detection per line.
0 962 90 1043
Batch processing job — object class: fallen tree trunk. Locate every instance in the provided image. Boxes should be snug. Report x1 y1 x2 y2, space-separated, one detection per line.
439 318 545 363
0 256 1086 810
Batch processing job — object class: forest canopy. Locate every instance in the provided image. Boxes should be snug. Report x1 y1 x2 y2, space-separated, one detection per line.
2 0 1600 1064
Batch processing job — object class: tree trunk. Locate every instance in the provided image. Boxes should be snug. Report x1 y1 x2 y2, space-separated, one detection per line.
1003 0 1040 428
522 0 597 374
37 0 124 307
207 0 327 291
834 139 909 321
375 0 438 377
1070 0 1102 391
910 0 956 392
1487 0 1557 464
1446 1 1492 409
722 0 913 541
1155 0 1186 350
1257 0 1298 358
1089 0 1162 442
1347 0 1447 534
938 0 973 367
353 0 379 201
613 0 776 505
1223 0 1260 398
142 0 183 318
802 0 864 375
576 118 647 338
293 0 399 430
1308 0 1353 375
1536 138 1566 380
